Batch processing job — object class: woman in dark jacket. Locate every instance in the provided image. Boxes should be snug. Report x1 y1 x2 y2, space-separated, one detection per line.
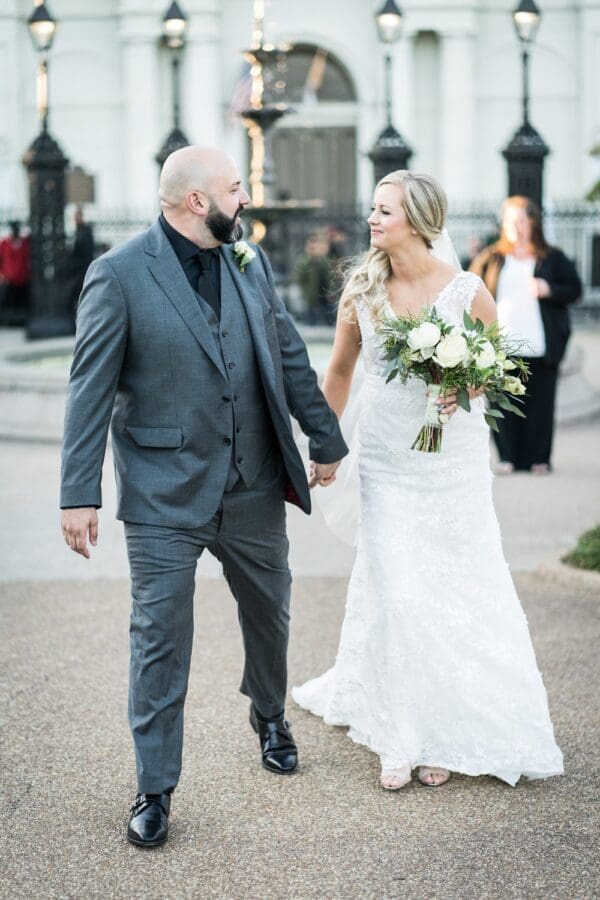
470 196 581 474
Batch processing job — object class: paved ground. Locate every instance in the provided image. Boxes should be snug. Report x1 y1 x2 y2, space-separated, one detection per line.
1 572 599 899
1 326 599 898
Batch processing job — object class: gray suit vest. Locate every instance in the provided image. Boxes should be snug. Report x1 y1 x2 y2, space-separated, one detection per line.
197 275 277 491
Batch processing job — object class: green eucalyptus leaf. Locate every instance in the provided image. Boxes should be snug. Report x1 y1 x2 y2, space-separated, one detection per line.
456 387 471 412
463 310 476 331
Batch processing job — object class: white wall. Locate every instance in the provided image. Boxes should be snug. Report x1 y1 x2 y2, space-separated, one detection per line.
1 0 598 215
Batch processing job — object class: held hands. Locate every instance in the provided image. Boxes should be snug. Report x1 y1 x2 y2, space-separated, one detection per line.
308 460 341 489
61 507 98 559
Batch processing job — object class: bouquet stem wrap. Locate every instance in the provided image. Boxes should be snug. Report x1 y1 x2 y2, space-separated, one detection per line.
411 384 444 453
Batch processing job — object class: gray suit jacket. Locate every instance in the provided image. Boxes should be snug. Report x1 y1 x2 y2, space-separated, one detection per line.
60 220 348 527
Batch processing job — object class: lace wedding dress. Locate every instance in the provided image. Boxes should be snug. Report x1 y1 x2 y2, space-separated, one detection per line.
292 271 563 785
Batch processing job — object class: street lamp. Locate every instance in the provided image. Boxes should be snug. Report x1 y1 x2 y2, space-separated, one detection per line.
502 0 549 209
22 1 72 339
156 1 191 168
369 0 413 185
27 0 56 133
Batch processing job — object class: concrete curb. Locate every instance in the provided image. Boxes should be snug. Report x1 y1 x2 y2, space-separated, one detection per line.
536 555 600 593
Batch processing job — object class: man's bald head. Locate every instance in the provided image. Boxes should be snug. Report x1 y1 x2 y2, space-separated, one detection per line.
158 146 237 209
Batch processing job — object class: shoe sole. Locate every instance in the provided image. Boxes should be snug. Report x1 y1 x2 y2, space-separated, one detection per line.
261 760 298 775
126 832 168 848
250 712 298 775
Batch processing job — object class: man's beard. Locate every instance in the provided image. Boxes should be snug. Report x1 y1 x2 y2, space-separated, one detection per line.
206 201 244 244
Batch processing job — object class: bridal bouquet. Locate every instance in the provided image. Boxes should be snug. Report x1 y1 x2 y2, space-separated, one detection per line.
378 309 529 453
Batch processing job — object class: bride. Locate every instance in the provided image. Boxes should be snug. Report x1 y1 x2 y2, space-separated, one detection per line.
292 171 563 790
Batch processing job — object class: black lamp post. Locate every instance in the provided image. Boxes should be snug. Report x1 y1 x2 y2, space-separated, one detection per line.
502 0 549 209
156 1 190 168
22 1 72 339
369 0 413 185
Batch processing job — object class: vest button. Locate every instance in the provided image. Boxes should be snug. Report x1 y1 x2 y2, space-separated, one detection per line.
223 437 231 446
237 456 243 464
233 394 239 401
236 427 241 433
228 362 235 369
221 330 229 338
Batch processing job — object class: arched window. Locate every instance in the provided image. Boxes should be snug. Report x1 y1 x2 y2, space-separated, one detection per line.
272 44 358 209
281 43 356 104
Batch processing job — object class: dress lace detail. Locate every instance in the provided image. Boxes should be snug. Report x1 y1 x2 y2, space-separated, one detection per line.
293 271 563 785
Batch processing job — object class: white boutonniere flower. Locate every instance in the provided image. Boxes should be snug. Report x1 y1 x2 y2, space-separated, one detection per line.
233 240 256 273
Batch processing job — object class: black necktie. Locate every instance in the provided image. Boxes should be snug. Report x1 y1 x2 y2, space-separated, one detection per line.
196 249 221 320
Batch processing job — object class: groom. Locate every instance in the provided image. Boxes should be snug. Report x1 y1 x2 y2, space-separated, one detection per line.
60 146 347 848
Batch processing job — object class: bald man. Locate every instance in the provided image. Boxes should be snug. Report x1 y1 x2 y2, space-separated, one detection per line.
60 146 347 848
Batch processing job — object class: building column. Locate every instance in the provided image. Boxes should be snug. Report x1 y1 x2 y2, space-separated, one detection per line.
1 5 24 210
440 31 476 204
392 32 414 160
579 1 600 194
119 12 160 213
183 1 223 151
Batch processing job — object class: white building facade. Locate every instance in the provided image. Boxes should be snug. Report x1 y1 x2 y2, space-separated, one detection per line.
1 0 599 216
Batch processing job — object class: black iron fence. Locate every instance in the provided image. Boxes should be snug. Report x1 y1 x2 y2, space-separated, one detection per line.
2 202 600 323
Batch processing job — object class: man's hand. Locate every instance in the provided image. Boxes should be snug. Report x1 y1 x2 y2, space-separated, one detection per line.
308 460 341 488
61 508 98 559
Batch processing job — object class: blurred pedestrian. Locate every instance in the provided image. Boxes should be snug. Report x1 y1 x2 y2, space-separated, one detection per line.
66 206 95 317
326 223 350 262
470 195 581 474
294 232 333 324
0 220 31 326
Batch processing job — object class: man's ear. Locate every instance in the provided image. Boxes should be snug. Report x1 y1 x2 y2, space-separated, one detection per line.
186 191 209 217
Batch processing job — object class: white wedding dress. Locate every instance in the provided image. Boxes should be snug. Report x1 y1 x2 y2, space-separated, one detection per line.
292 271 563 785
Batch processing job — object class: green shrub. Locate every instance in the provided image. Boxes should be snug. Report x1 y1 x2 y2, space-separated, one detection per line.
562 525 600 572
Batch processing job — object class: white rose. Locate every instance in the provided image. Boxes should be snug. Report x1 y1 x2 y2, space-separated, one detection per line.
434 332 470 368
474 340 496 369
502 359 517 371
407 322 441 351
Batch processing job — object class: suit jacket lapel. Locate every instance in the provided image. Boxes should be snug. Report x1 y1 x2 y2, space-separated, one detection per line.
146 228 226 379
221 245 277 392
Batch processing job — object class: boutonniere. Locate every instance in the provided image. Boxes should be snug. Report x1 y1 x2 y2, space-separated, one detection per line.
233 240 256 274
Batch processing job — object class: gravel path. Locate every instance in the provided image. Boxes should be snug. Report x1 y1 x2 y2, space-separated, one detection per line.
2 572 598 899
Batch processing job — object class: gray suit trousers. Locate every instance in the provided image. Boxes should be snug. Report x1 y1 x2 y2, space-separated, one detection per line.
124 454 291 794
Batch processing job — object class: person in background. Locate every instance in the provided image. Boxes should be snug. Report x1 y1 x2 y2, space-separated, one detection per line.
326 223 350 262
470 195 581 474
66 206 95 317
294 232 333 325
0 220 31 326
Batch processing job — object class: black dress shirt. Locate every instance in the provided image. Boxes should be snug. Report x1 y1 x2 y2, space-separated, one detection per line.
159 214 221 319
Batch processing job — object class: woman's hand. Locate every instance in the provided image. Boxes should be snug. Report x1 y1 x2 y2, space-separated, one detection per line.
532 277 551 298
432 386 485 418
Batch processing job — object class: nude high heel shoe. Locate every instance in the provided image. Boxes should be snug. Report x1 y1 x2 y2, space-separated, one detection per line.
380 765 412 790
418 766 450 786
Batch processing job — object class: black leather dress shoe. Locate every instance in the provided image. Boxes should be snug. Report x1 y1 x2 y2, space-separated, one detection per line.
127 792 171 848
249 703 298 774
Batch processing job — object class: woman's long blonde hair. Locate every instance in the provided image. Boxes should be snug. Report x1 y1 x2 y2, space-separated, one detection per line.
339 170 448 321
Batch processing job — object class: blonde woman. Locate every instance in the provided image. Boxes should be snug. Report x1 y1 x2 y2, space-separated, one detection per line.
292 172 563 790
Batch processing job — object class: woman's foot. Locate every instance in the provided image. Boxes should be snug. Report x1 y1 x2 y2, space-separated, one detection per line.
530 463 551 475
418 766 450 786
495 461 514 475
380 765 412 790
